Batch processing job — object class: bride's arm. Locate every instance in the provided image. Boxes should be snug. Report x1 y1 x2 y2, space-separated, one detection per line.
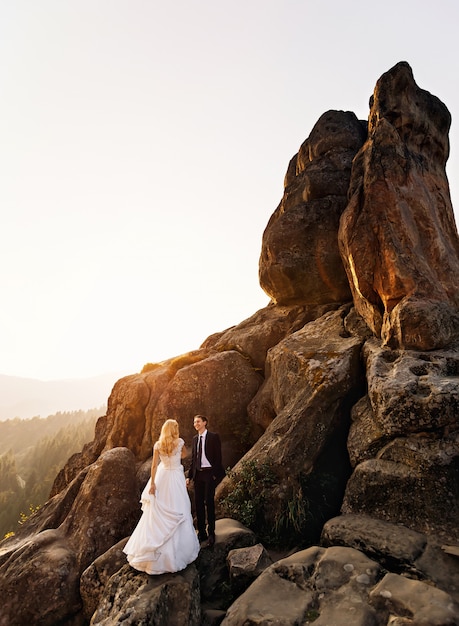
149 447 160 494
181 443 188 459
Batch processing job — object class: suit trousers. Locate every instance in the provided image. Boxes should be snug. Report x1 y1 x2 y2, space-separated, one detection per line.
194 468 216 539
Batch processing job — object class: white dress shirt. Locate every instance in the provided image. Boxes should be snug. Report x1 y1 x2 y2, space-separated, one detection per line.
198 429 211 468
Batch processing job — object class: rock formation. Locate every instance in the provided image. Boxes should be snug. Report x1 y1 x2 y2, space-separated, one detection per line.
217 304 365 536
259 109 366 305
222 545 459 626
339 61 459 351
0 447 140 625
1 61 458 626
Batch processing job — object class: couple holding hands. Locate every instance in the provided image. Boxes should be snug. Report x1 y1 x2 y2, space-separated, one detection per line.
124 414 225 575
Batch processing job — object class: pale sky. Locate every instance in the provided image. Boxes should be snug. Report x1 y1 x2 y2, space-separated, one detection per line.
1 1 458 381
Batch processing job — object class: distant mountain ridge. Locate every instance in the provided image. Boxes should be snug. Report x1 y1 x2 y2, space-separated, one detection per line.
0 372 129 420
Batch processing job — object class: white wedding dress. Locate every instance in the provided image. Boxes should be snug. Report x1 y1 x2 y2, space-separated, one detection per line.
123 438 200 574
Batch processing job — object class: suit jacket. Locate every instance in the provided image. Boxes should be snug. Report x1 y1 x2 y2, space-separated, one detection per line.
189 430 225 484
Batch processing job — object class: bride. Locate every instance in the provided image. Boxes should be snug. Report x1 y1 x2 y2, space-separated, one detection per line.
123 419 200 574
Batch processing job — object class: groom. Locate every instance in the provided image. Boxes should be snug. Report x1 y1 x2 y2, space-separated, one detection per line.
186 414 225 546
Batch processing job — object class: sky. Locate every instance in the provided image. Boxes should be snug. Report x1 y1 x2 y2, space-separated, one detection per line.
1 0 459 382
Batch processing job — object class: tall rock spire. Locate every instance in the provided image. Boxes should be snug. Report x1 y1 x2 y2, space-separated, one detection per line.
259 110 366 306
339 61 459 350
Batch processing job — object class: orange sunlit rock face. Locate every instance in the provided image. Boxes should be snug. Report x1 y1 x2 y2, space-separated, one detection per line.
339 62 459 350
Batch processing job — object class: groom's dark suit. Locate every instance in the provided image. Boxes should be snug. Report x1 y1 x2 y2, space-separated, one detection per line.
189 430 225 482
188 430 225 542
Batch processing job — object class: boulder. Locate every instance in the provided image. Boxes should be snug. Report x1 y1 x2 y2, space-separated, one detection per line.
259 110 365 306
61 447 140 571
201 302 341 372
342 453 459 539
246 372 276 436
151 350 263 467
321 514 427 572
0 447 139 626
197 518 257 604
51 352 211 494
378 432 459 538
360 338 459 440
0 529 81 626
222 545 380 626
102 374 152 457
81 518 257 622
222 548 323 626
344 338 459 538
339 61 459 350
222 545 459 626
80 537 129 621
50 373 155 496
217 307 364 535
415 541 459 604
105 354 209 461
90 563 201 626
52 348 262 493
369 573 459 625
322 514 459 603
138 350 211 459
347 337 459 467
227 543 273 595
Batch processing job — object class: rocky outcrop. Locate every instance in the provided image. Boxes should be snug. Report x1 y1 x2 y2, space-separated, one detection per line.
149 350 263 467
217 305 365 534
196 518 257 605
226 543 273 596
221 545 459 626
52 347 264 493
86 519 259 625
339 61 459 351
1 61 459 625
0 447 139 626
342 450 459 539
322 514 459 601
90 564 201 626
259 110 366 306
344 338 459 538
51 304 346 498
80 538 129 620
201 301 341 372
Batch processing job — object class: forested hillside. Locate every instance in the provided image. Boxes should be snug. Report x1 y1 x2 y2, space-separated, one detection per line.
0 407 104 537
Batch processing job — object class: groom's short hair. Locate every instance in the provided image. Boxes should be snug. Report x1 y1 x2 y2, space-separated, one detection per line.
195 414 208 425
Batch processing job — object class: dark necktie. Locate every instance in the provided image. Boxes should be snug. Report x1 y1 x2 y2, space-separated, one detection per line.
197 435 202 470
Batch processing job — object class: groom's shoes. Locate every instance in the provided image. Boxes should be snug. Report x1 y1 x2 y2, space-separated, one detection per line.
198 533 215 548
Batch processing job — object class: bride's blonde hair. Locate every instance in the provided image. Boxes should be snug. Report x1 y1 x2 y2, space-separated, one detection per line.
157 419 180 455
